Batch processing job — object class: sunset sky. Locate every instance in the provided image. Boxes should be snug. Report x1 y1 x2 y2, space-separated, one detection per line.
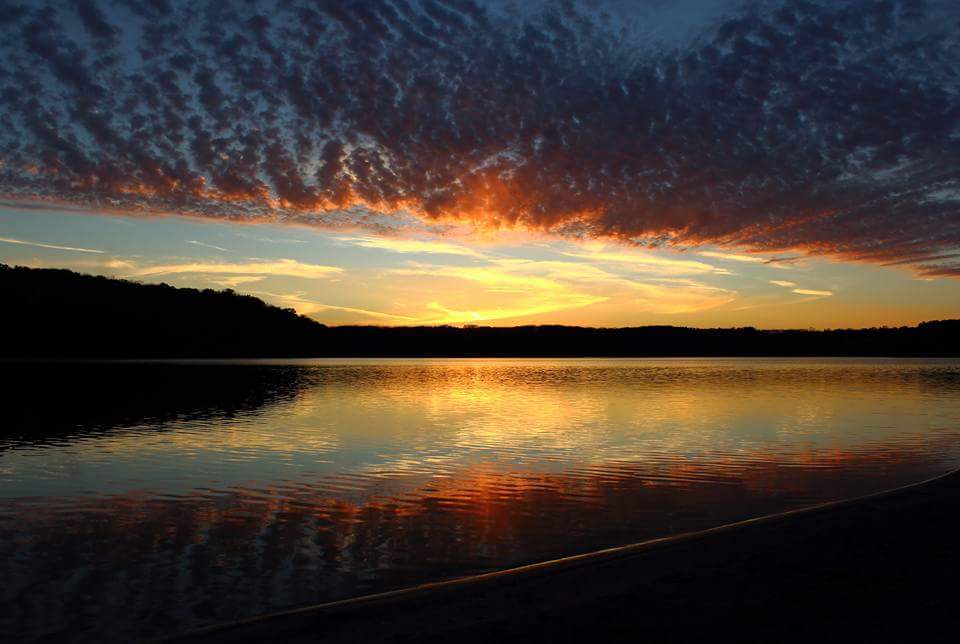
1 0 958 328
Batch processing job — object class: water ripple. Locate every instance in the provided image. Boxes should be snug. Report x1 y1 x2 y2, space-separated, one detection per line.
2 358 960 642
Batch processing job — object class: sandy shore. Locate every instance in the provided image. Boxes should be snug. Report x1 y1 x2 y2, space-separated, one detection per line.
172 470 960 643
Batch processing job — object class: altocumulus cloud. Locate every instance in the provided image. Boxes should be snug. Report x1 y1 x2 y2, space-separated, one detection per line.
0 1 958 275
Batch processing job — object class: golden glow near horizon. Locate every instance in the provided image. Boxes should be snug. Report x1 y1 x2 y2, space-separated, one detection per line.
1 209 959 329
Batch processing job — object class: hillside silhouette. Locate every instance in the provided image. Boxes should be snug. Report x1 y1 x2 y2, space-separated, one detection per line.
0 264 321 358
2 264 958 358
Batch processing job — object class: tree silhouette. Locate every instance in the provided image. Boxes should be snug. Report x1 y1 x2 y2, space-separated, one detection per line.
1 264 957 358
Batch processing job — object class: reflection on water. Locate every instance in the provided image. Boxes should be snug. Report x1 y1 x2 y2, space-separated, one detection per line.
2 359 960 641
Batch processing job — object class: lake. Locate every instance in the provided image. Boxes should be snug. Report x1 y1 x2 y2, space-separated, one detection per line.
2 358 960 642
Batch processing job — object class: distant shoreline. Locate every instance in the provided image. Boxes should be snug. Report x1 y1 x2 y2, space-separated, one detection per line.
3 264 959 358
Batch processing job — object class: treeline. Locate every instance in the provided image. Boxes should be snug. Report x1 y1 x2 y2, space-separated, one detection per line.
315 321 960 357
1 264 958 358
0 264 321 357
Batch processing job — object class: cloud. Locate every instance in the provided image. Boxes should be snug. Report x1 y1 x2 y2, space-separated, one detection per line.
0 235 103 254
187 240 231 252
336 235 484 257
252 290 415 321
1 1 958 275
233 232 306 244
768 279 830 296
698 251 766 264
391 262 606 323
561 245 731 276
209 275 266 288
697 250 796 269
392 258 735 323
131 259 343 280
421 298 600 325
104 259 136 270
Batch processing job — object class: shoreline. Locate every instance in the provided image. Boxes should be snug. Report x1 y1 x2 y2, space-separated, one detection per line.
170 467 960 643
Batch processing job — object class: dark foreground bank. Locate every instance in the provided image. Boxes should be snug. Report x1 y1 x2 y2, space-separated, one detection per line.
173 469 960 643
3 264 959 357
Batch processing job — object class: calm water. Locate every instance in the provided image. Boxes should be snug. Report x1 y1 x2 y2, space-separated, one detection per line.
2 358 960 641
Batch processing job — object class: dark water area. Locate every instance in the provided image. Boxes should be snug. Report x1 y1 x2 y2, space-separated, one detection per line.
2 359 960 642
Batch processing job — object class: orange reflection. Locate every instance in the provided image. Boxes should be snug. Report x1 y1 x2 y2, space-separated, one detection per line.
4 443 952 640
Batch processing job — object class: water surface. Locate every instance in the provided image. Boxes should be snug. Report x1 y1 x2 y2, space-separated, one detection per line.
2 358 960 641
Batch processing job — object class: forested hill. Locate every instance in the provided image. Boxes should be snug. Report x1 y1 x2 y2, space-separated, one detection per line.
0 264 324 357
1 264 958 358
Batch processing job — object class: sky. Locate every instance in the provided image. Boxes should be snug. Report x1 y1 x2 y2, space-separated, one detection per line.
0 0 958 328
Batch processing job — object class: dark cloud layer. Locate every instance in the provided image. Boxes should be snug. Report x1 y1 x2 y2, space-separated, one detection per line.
0 0 958 274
